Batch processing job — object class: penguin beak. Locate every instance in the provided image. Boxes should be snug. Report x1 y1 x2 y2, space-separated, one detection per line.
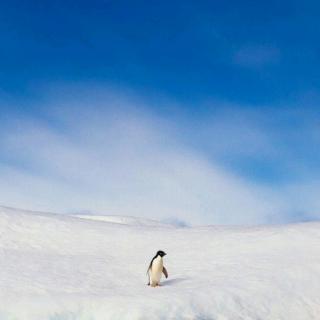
163 252 167 256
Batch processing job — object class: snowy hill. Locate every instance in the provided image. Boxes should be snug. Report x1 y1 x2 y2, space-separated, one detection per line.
0 206 320 319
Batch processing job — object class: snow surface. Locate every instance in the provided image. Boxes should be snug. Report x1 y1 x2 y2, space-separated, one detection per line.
73 214 173 227
1 205 320 320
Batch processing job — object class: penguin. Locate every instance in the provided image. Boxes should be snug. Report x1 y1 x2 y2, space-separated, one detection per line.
147 250 168 287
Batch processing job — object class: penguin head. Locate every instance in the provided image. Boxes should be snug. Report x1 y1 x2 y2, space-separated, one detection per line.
157 250 166 257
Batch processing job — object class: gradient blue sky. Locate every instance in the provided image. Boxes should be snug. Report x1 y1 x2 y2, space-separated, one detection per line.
0 0 319 224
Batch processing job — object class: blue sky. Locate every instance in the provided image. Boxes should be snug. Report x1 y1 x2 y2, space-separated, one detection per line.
0 0 319 224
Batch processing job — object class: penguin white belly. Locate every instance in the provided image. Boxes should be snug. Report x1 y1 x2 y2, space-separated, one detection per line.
149 256 163 286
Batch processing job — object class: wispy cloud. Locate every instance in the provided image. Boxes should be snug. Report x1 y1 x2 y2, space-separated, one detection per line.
0 84 319 225
233 45 280 68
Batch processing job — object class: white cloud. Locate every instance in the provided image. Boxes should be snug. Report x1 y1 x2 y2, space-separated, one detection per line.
0 84 319 225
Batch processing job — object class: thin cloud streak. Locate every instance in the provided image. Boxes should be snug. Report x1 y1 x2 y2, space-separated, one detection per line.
233 45 280 68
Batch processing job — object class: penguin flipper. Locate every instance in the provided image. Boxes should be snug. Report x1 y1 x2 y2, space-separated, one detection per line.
162 266 168 278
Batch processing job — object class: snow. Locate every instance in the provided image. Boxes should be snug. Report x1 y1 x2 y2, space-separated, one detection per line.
1 205 320 319
73 214 173 227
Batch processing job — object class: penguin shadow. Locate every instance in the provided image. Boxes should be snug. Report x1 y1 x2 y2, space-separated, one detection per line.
162 277 189 286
